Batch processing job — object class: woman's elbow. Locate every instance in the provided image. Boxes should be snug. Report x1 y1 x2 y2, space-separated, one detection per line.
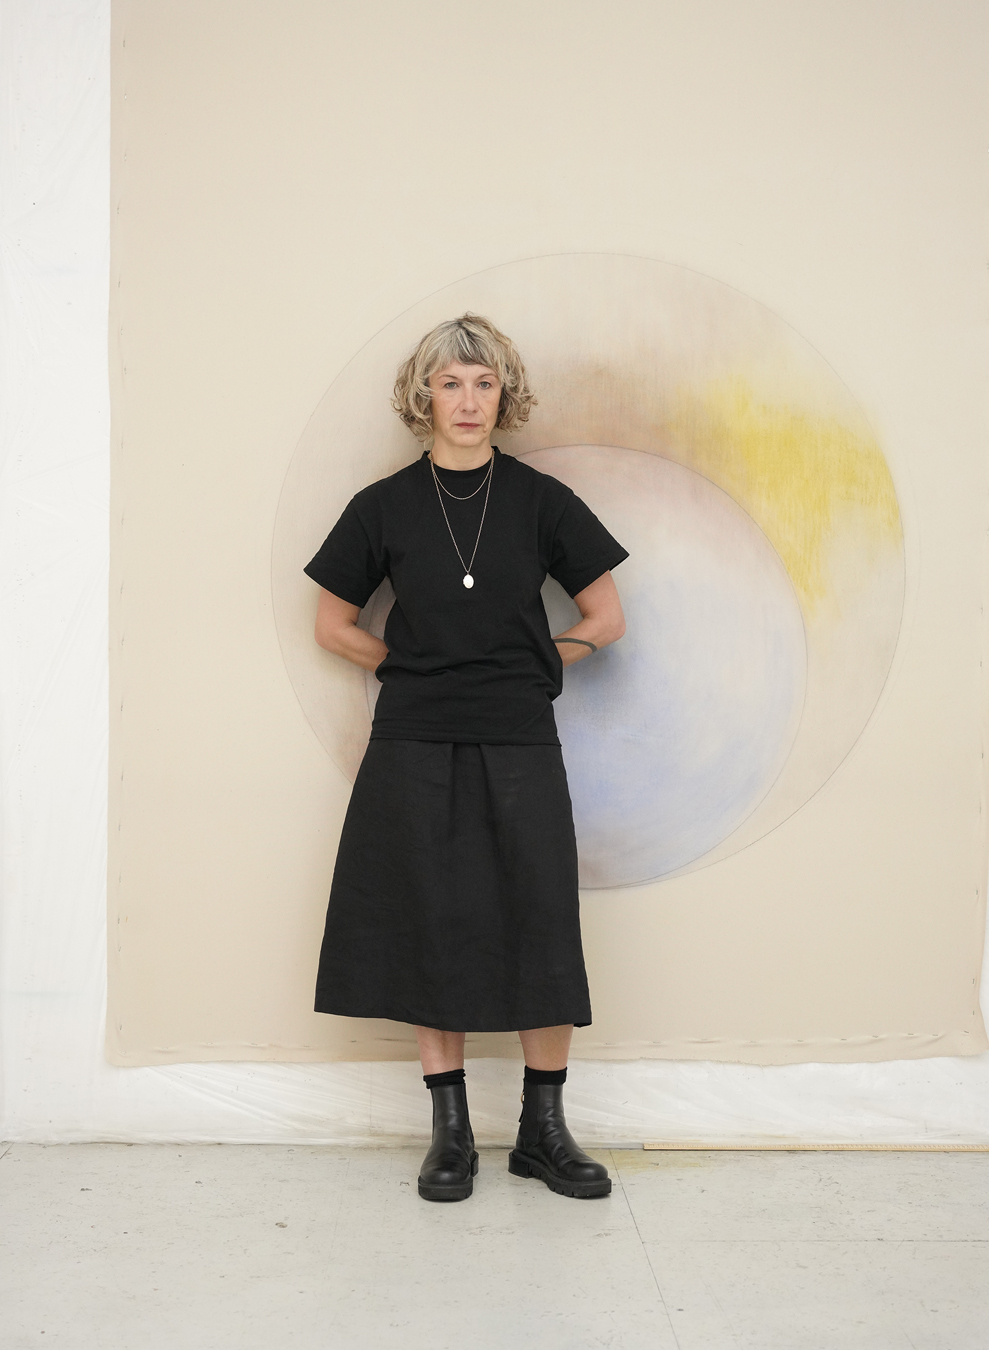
315 622 343 654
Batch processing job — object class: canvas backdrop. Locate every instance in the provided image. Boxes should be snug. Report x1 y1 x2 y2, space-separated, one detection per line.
106 0 988 1068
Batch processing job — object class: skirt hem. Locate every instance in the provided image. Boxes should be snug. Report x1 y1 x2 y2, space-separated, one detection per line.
314 1002 591 1034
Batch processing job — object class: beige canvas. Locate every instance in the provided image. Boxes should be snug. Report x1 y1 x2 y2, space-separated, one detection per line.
107 0 988 1066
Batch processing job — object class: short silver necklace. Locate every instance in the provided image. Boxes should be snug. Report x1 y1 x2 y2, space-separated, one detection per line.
429 452 494 589
432 454 493 500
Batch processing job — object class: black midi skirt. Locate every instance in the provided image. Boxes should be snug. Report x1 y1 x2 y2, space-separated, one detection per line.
314 739 592 1032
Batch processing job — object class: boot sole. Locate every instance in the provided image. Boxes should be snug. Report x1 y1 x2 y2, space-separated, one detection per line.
417 1150 479 1202
508 1149 612 1198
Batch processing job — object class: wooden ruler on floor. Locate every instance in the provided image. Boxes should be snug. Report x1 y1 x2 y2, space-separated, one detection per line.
641 1141 989 1151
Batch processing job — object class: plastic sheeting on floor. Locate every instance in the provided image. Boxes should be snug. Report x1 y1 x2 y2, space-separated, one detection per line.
2 0 988 1146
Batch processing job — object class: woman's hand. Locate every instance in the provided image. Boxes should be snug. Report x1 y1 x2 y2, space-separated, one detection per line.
554 571 626 667
314 588 389 673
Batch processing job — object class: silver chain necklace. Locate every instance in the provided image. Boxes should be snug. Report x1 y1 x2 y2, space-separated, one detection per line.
432 455 493 500
429 453 494 589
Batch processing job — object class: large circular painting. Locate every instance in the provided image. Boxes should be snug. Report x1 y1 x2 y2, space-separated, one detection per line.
272 255 904 888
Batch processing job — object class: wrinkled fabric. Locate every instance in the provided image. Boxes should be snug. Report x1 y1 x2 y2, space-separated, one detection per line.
315 740 591 1031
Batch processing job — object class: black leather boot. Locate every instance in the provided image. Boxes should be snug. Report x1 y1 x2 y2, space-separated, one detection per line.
509 1083 611 1198
417 1081 479 1201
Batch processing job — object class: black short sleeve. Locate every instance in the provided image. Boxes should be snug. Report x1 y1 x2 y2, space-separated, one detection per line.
304 498 386 608
547 493 630 598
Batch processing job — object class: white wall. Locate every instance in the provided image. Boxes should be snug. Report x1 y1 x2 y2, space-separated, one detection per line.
1 0 987 1145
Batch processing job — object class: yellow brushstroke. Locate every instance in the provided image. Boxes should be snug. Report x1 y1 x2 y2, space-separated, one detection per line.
670 377 901 611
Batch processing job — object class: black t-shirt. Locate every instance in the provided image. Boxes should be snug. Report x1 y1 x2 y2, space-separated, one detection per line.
304 448 629 744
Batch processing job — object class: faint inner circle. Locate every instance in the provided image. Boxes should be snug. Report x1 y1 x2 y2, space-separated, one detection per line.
361 446 807 888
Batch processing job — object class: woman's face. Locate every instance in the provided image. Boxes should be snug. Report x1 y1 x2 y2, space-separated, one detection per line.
427 361 501 450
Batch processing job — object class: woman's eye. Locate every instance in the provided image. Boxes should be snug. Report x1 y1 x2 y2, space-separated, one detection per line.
479 381 491 389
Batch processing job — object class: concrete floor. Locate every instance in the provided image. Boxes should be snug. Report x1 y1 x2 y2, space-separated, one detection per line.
1 1143 987 1349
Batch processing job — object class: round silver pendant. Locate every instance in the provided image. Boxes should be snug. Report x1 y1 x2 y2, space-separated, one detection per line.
463 574 474 589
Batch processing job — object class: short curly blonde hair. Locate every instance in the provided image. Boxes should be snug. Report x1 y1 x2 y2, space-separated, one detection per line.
392 313 536 441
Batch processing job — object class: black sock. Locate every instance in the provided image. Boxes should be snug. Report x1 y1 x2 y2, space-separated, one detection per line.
423 1068 466 1090
524 1065 567 1086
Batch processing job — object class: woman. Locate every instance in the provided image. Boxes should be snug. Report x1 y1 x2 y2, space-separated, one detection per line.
305 314 628 1202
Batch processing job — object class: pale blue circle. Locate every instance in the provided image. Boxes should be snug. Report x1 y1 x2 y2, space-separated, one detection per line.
528 446 807 888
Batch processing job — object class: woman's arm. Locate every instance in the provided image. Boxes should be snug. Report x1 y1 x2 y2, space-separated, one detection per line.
554 571 626 667
314 587 388 673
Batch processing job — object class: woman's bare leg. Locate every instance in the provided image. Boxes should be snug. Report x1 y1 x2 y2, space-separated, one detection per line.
415 1024 573 1072
517 1024 573 1071
415 1026 466 1074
